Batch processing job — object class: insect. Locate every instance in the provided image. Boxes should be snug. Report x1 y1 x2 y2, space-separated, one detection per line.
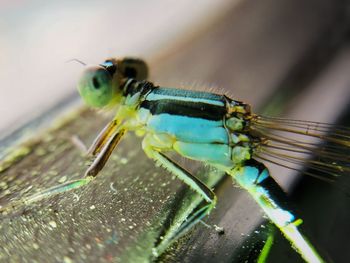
1 57 349 262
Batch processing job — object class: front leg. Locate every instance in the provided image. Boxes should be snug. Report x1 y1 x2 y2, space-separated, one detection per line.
85 128 126 177
87 119 120 156
0 122 126 215
87 105 132 157
230 159 326 263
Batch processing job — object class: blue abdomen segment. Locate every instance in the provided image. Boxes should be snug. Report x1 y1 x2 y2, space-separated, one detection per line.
233 160 295 225
147 114 229 144
174 141 233 167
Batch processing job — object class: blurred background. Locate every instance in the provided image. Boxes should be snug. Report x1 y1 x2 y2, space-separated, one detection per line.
0 0 350 262
0 0 231 137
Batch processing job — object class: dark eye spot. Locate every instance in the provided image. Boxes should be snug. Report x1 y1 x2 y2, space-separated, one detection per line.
92 77 100 89
124 67 137 78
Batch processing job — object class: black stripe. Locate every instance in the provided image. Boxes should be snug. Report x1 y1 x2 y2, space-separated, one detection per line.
152 87 223 101
245 159 267 174
259 176 297 220
123 80 155 97
141 99 226 121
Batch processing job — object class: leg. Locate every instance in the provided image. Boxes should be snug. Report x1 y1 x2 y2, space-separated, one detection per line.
143 145 217 255
70 119 121 155
0 126 126 215
85 128 125 177
0 176 93 215
87 119 120 156
229 159 325 263
156 152 216 231
257 226 275 263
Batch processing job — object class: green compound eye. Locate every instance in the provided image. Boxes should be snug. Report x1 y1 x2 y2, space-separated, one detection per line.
77 66 116 108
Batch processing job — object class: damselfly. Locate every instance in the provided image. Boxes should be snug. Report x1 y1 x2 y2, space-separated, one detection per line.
1 58 349 262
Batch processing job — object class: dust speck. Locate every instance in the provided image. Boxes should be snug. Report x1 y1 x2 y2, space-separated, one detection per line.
49 221 57 228
63 256 73 263
120 158 128 164
58 175 68 183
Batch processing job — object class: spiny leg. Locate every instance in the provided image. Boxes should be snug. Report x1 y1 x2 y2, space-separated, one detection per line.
0 177 93 215
157 152 216 233
229 159 326 263
0 127 126 215
145 148 217 255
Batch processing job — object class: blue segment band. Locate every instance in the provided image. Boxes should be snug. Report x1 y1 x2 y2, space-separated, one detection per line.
174 141 233 167
147 114 228 144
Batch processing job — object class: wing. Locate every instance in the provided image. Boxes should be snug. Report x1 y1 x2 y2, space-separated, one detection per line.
249 115 350 182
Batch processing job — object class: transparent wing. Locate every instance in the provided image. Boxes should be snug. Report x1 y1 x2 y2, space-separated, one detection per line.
249 115 350 182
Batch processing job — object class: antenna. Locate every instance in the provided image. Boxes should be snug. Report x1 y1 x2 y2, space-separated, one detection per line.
66 58 87 66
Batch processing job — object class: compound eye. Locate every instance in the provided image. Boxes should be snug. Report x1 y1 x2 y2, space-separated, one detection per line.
78 66 115 108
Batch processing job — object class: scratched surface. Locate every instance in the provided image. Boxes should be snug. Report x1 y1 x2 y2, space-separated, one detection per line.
1 1 350 263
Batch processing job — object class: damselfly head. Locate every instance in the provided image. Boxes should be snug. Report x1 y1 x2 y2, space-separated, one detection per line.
77 57 148 108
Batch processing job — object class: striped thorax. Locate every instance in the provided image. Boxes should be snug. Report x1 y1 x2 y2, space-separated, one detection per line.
119 78 255 169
